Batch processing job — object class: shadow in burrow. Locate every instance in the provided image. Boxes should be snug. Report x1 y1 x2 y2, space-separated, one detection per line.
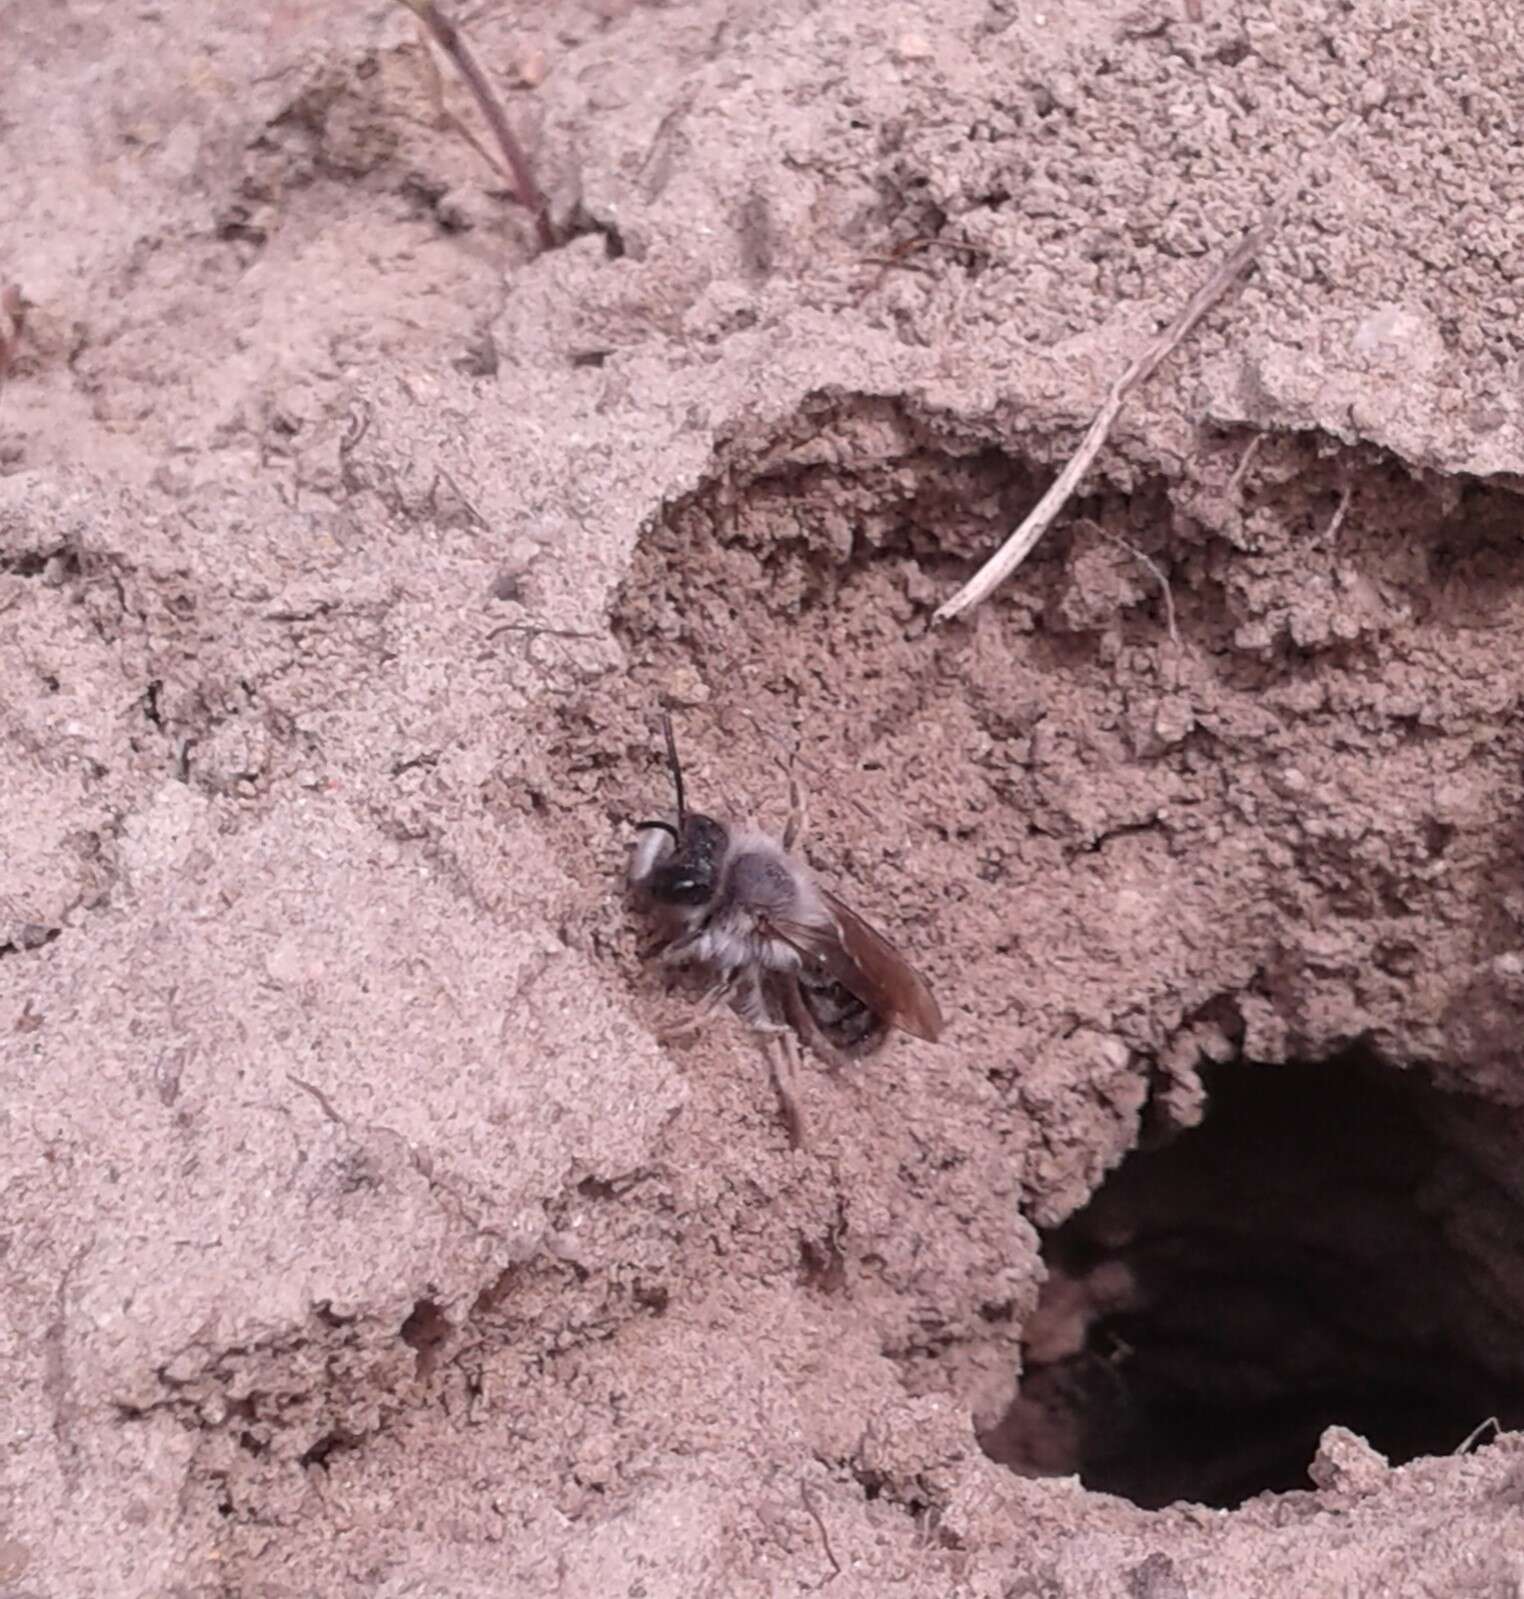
983 1048 1524 1510
532 400 1524 1501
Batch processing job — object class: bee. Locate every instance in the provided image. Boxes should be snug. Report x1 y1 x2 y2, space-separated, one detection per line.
628 715 943 1143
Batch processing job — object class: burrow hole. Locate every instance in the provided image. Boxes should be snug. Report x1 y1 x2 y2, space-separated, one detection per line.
400 1297 452 1379
982 1051 1524 1509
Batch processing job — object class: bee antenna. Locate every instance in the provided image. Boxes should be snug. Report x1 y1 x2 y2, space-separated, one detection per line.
659 712 687 827
635 819 680 844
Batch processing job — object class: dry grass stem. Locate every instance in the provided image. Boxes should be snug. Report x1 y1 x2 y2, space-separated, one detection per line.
487 622 597 640
1454 1416 1499 1455
412 22 511 181
933 123 1354 624
397 0 557 250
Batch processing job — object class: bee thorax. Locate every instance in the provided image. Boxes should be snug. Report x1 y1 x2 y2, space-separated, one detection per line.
727 848 801 914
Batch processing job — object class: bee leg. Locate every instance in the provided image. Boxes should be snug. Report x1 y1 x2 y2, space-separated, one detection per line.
736 967 804 1035
781 766 809 852
778 976 853 1073
743 968 807 1146
768 1030 808 1149
657 974 735 1046
655 925 705 964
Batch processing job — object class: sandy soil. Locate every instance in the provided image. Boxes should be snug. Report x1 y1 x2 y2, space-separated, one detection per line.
5 0 1524 1594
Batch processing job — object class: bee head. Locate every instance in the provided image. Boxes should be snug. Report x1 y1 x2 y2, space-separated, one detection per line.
634 813 727 907
631 712 729 908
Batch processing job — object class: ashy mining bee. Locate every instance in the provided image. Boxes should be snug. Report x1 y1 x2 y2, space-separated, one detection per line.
629 715 942 1143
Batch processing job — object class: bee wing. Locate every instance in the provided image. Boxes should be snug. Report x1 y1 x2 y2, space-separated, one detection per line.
768 889 943 1043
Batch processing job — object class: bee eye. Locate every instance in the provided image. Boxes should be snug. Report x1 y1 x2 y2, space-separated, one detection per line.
652 867 711 907
665 875 711 906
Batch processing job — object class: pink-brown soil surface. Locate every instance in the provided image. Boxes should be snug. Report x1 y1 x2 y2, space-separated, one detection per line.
6 2 1524 1595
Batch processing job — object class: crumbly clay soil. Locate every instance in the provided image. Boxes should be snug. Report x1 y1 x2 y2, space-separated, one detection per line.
6 1 1524 1595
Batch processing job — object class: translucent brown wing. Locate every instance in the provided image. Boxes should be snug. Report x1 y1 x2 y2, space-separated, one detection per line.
767 889 943 1044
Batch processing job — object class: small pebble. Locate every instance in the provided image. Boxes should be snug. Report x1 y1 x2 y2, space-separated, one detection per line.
511 48 548 87
660 664 710 707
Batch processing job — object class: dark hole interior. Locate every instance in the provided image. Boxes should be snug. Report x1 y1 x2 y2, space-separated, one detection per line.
400 1297 452 1379
981 1052 1524 1509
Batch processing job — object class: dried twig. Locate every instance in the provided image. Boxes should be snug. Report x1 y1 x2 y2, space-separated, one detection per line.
396 0 557 251
800 1480 842 1581
1454 1416 1499 1455
487 621 597 640
860 237 989 269
855 235 991 302
933 123 1354 624
1090 523 1180 647
1323 483 1353 544
289 1074 347 1126
1226 431 1265 497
